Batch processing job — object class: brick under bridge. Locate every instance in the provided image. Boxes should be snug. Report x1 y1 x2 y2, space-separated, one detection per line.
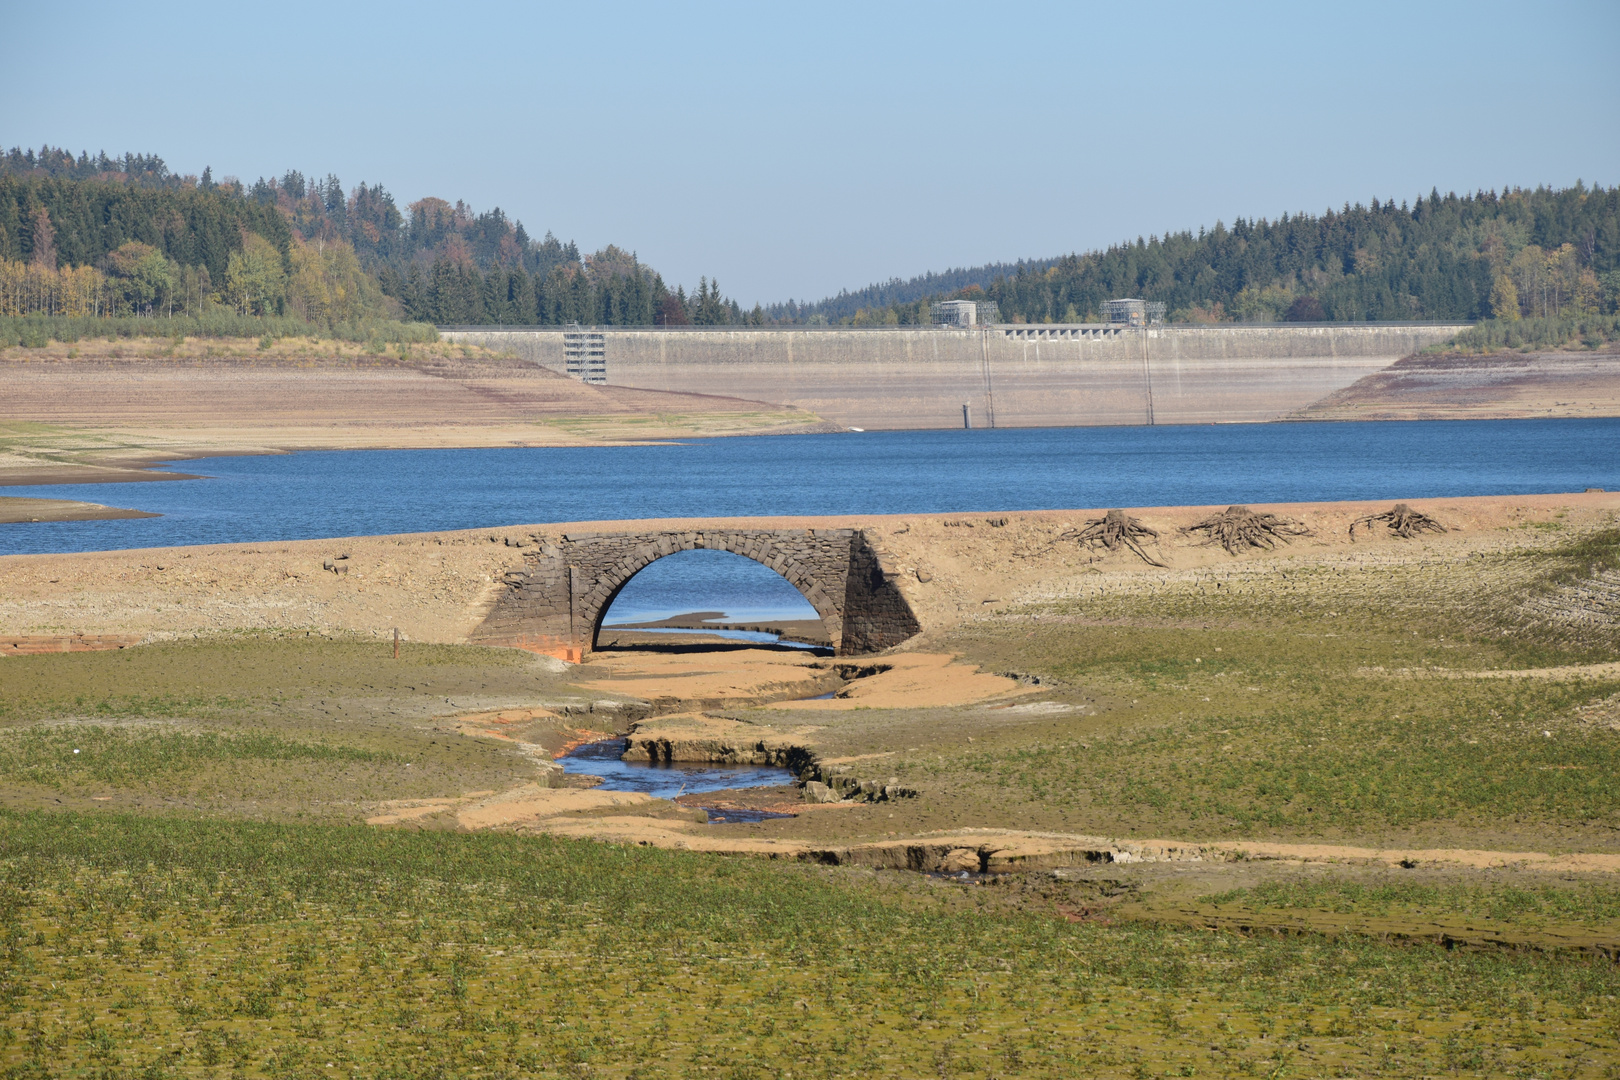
471 527 921 659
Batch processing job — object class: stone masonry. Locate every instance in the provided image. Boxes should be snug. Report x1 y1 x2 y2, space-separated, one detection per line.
470 528 920 657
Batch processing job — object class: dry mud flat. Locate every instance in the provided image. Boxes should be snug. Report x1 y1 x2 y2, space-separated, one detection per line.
0 337 832 487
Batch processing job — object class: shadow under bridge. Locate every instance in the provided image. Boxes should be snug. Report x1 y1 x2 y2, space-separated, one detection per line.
470 527 921 659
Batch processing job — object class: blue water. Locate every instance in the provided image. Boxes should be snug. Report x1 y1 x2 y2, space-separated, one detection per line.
559 738 794 800
3 419 1617 558
603 548 822 626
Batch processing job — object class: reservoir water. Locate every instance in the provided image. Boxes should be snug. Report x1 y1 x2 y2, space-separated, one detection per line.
601 548 824 641
4 419 1616 558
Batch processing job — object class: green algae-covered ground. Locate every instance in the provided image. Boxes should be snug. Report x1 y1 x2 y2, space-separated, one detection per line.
3 811 1618 1079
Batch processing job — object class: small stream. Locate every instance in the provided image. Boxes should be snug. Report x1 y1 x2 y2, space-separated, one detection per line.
559 738 796 824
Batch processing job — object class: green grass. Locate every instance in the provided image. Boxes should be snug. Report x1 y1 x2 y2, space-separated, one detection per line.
930 519 1620 844
1 810 1617 1078
946 670 1620 834
0 637 564 724
935 610 1620 839
1201 879 1620 930
0 639 590 819
0 726 391 791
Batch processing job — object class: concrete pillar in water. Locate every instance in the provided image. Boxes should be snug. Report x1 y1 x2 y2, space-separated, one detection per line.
962 403 972 429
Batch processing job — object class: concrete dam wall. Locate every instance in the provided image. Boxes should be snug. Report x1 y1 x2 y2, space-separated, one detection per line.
441 324 1467 429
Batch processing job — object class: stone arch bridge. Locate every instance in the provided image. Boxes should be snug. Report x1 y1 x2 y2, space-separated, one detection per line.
471 527 921 659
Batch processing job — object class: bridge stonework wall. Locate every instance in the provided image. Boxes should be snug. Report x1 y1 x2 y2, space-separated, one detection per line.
469 527 920 657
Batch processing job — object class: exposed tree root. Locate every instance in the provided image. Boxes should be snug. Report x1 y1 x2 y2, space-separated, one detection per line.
1350 503 1447 540
1181 505 1311 554
1065 509 1167 566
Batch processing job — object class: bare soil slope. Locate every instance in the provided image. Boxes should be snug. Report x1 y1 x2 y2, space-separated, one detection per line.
1296 347 1620 420
0 337 833 485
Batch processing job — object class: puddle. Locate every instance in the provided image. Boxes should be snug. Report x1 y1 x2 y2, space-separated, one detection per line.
700 806 796 824
560 738 796 802
927 871 996 885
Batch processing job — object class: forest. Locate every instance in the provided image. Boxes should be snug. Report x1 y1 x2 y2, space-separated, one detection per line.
0 146 750 328
3 145 1617 331
792 185 1620 327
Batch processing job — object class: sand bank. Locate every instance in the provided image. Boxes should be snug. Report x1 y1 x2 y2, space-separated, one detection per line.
0 496 159 523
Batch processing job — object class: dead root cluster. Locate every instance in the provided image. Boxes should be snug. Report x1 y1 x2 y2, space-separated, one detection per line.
1351 503 1446 539
1066 509 1166 566
1182 505 1311 554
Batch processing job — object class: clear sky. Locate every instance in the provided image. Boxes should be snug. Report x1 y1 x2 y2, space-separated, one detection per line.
6 0 1618 306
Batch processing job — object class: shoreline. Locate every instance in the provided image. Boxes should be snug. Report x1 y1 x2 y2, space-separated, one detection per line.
2 490 1614 647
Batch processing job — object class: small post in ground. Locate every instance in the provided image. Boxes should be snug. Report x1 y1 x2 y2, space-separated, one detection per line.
393 627 400 659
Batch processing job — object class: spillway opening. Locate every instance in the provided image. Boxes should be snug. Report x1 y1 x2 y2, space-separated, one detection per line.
595 548 833 653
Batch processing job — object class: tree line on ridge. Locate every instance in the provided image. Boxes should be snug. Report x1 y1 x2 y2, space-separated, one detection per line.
3 145 1617 331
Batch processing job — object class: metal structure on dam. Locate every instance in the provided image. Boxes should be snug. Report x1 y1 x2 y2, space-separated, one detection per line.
442 322 1469 430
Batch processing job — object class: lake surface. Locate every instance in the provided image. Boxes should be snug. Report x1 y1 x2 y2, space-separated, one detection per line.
3 419 1616 558
601 548 823 638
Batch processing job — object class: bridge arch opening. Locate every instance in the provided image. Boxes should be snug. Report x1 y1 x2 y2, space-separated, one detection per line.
594 548 834 652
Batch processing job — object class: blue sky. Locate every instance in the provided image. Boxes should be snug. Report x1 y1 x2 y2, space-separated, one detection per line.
5 0 1617 305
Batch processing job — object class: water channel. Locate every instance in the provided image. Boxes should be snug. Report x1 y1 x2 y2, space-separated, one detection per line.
558 738 796 824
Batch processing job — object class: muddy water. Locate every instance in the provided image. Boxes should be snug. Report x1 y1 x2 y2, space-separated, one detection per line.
560 738 795 823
